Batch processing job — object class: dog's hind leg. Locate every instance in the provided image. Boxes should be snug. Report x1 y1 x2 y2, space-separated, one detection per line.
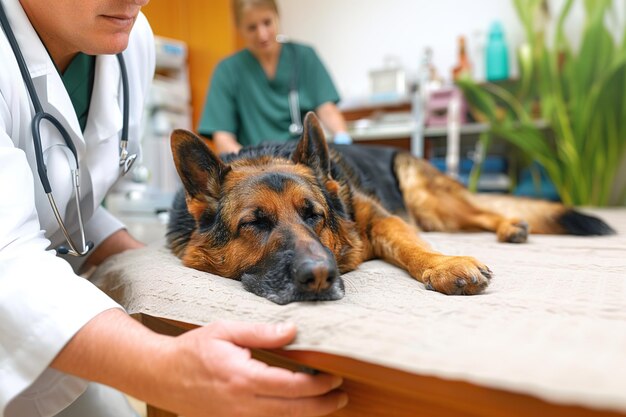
352 192 492 295
468 193 615 236
393 152 529 243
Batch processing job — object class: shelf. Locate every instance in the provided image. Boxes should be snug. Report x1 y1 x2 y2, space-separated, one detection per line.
425 119 549 138
348 119 549 142
424 122 489 137
349 123 415 141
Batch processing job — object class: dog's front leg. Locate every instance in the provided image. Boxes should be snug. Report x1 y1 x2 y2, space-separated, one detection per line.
354 195 492 295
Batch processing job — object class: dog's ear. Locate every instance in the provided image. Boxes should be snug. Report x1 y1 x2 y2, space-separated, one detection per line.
170 129 231 219
291 112 331 177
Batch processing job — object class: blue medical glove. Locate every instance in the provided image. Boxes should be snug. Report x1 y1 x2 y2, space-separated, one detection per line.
333 132 353 144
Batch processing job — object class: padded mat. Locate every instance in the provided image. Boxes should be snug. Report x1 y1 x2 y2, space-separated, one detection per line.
91 209 626 412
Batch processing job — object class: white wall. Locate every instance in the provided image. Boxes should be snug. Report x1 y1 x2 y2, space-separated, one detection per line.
277 0 521 99
276 0 621 101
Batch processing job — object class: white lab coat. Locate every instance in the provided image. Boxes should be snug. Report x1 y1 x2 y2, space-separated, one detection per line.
0 0 155 415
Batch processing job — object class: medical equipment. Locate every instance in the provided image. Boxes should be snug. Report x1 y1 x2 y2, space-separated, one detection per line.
286 42 303 136
0 1 136 257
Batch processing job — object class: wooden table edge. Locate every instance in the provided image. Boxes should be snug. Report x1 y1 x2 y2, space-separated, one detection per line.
139 313 626 417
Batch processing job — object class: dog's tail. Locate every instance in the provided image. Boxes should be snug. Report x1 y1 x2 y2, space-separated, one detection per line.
555 209 616 235
469 194 616 236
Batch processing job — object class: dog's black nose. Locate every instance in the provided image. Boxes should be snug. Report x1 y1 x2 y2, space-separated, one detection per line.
294 259 338 292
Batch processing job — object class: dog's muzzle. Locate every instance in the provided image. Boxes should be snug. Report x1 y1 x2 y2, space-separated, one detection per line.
241 247 345 305
293 257 338 293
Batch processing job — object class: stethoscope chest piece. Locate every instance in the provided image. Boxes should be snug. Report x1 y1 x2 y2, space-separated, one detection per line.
289 122 303 136
119 140 137 174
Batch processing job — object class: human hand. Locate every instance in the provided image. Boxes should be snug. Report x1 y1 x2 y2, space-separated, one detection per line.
156 320 347 417
212 131 243 155
217 140 243 155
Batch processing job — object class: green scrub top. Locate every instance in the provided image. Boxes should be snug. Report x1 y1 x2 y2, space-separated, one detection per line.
60 53 96 132
198 42 340 147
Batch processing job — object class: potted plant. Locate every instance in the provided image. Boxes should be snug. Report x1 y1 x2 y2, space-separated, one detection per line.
457 0 626 206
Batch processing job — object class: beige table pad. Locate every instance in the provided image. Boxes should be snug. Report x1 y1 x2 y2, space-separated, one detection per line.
91 209 626 412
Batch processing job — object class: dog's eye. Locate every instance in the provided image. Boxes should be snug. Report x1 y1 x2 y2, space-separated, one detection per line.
302 209 324 225
300 199 325 226
240 217 273 232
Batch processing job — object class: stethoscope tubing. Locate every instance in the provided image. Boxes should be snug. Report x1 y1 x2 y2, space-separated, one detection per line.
0 0 132 256
117 53 129 144
286 42 303 136
0 1 73 194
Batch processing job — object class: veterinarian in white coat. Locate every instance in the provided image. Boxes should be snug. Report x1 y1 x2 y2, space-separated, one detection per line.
0 1 346 416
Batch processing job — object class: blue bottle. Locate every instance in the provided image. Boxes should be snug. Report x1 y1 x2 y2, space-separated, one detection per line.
485 21 509 81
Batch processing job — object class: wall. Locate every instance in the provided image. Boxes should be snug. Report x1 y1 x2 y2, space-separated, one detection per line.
276 0 622 101
142 0 237 128
141 0 624 117
276 0 521 100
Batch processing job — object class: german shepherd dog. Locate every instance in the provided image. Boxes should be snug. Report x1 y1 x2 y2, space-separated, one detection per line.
167 113 614 304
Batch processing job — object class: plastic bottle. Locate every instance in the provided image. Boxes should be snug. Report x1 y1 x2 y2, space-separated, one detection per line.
452 36 472 81
485 21 509 81
471 29 486 82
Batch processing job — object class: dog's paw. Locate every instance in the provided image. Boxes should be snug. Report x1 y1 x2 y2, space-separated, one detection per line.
422 256 492 295
497 219 529 243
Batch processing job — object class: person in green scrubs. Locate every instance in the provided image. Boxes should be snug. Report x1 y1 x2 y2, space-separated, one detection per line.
198 0 352 154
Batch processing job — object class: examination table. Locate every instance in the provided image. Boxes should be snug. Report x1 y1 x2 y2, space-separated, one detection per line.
91 209 626 417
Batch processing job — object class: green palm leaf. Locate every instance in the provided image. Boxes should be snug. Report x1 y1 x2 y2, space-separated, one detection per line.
458 0 626 206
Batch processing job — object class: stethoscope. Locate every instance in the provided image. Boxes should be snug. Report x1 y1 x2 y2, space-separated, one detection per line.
0 1 136 257
285 41 303 136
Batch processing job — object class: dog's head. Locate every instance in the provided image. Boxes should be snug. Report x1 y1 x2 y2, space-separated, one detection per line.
169 113 363 304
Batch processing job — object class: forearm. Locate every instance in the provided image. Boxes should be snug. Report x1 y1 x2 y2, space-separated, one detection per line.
85 228 144 268
50 309 173 403
50 309 346 416
315 102 348 135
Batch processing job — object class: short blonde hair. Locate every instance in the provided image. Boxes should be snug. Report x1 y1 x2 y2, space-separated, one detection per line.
232 0 279 27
